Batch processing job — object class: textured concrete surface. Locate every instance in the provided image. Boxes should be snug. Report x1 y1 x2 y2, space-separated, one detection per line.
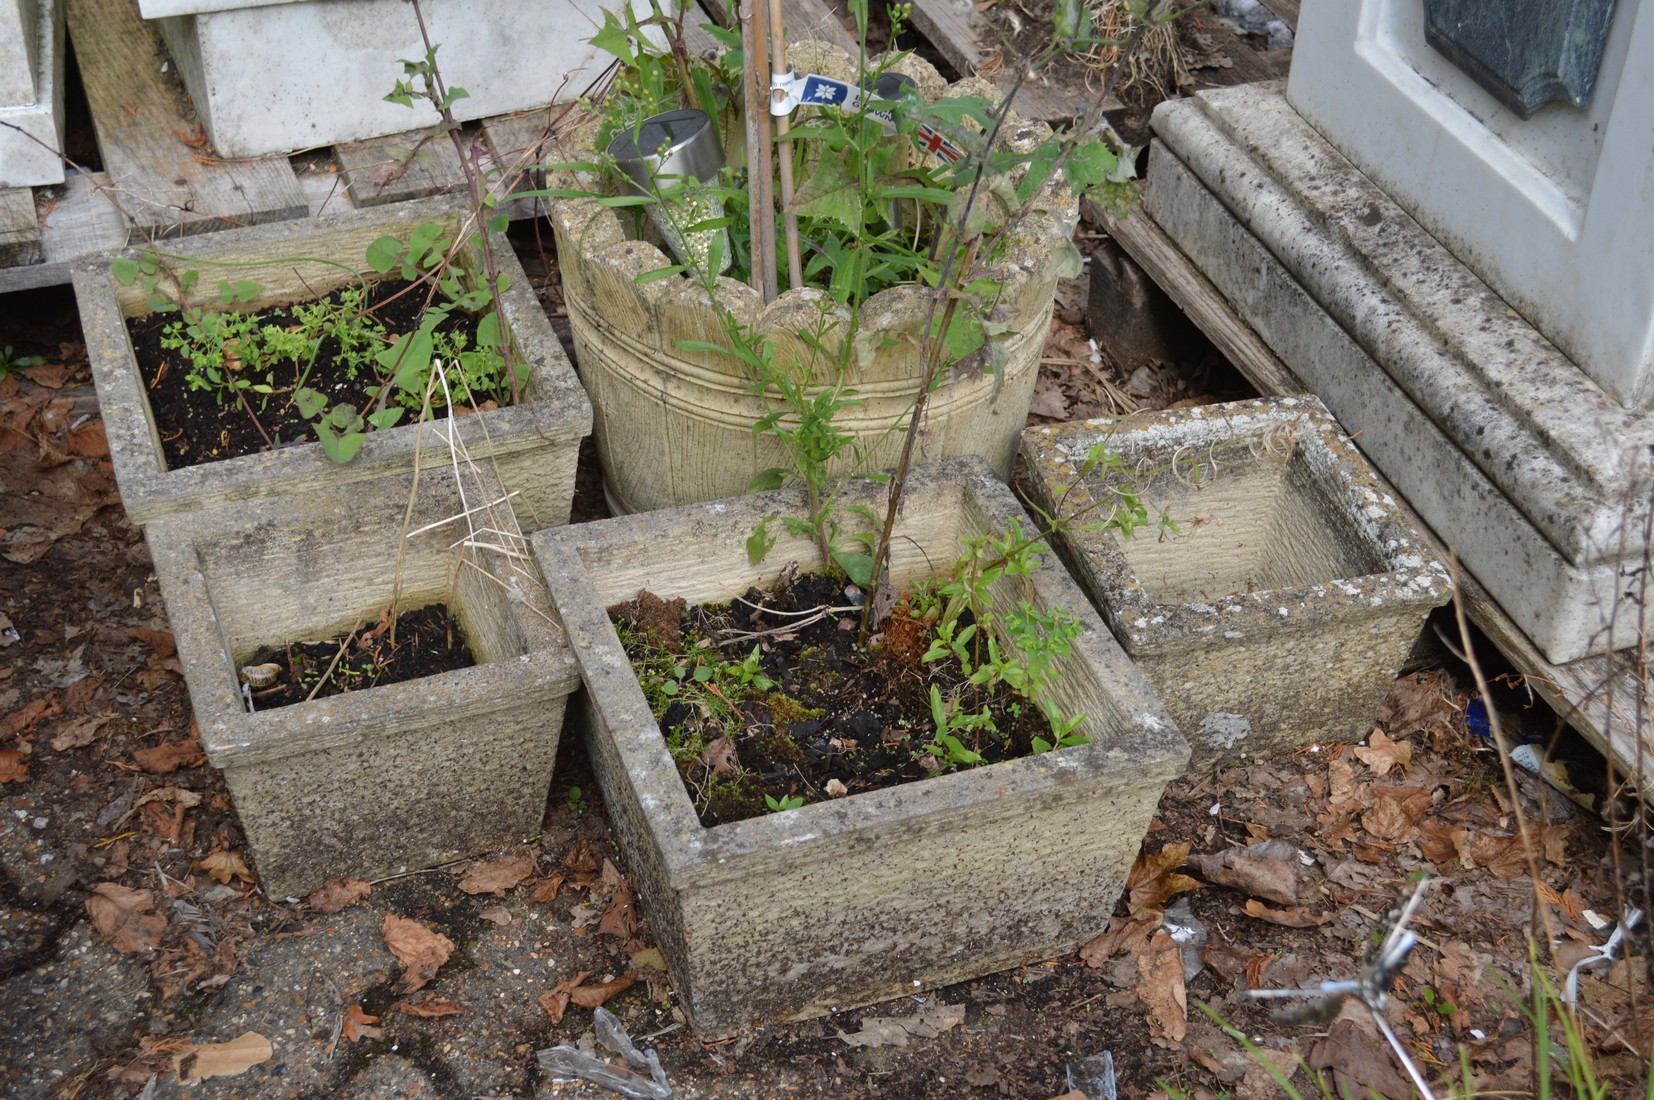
1146 83 1654 664
145 465 579 898
1288 0 1654 407
150 0 654 158
532 458 1189 1035
1024 397 1451 770
75 195 591 530
0 0 66 187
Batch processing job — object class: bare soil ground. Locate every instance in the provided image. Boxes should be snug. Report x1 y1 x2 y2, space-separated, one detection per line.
2 207 1651 1100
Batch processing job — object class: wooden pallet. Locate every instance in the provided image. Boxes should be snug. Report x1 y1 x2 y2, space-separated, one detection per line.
1100 190 1654 804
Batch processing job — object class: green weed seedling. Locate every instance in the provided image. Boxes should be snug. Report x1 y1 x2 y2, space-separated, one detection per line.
763 792 804 813
0 344 46 381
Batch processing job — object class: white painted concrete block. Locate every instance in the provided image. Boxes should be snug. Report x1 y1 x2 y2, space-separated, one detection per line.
0 0 41 105
152 0 649 158
0 0 66 187
1288 0 1654 409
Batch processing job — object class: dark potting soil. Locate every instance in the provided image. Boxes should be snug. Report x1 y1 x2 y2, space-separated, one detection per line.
127 278 497 471
241 604 475 710
609 569 1054 827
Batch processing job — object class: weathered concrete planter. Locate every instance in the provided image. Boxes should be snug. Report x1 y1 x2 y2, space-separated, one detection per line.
147 466 579 899
546 47 1077 514
531 458 1188 1034
75 196 591 529
1023 397 1452 771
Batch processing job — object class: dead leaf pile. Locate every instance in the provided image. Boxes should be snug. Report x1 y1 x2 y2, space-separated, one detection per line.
383 914 456 994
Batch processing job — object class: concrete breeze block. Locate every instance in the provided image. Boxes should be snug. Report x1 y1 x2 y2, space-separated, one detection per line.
1024 397 1452 771
75 195 591 529
146 466 579 899
531 458 1189 1035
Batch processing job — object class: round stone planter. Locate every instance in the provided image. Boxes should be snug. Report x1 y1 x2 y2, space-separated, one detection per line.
530 458 1189 1034
546 47 1078 514
74 194 592 530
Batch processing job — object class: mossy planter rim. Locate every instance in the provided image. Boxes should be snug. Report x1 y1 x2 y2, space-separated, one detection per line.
75 194 592 528
1028 395 1454 656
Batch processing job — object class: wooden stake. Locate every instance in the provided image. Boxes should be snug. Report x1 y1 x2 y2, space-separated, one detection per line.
768 0 803 290
740 0 778 301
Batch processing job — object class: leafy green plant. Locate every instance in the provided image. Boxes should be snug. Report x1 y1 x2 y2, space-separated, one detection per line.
566 785 589 813
764 792 805 813
0 344 45 381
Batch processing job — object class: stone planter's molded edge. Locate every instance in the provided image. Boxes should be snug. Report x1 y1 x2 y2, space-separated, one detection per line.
146 487 581 771
544 47 1080 387
75 195 592 529
531 457 1189 1032
1024 396 1455 655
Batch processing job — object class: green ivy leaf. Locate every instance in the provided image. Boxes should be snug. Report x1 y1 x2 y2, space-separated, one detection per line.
746 516 777 564
112 258 139 285
833 551 874 588
365 236 402 274
367 407 405 430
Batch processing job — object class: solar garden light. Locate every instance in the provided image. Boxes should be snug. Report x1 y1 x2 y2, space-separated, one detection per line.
607 108 731 275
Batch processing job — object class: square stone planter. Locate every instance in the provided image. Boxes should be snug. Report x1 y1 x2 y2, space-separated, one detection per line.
74 195 591 530
146 465 579 899
1023 396 1453 771
530 457 1189 1034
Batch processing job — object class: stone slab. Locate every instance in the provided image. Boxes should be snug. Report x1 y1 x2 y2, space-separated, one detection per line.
0 0 66 188
1023 397 1452 770
531 459 1189 1035
1288 0 1654 408
146 465 580 899
1146 84 1653 664
153 0 655 158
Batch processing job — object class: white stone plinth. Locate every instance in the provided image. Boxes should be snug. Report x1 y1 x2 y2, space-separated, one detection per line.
0 0 67 187
151 0 645 158
1147 84 1654 665
1288 0 1654 409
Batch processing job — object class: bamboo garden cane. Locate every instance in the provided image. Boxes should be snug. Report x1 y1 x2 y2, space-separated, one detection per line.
740 0 779 301
767 0 804 290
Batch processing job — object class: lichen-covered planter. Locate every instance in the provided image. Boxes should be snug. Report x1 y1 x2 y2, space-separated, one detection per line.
1023 396 1453 771
146 466 579 899
546 47 1077 514
75 195 591 529
530 458 1188 1034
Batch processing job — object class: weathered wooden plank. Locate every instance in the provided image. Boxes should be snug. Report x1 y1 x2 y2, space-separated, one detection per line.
0 172 129 293
66 0 305 238
906 0 983 77
335 129 466 208
0 188 43 267
1185 10 1292 88
1094 197 1304 398
1264 0 1299 33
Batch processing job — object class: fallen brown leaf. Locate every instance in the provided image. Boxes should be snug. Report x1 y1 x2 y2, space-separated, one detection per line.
51 714 111 751
569 971 636 1010
87 882 166 953
1353 730 1413 776
456 852 535 896
193 848 254 885
527 874 565 904
132 739 204 774
308 878 372 913
129 626 176 659
1362 796 1415 842
0 693 60 739
537 970 592 1024
1188 839 1302 905
341 1005 382 1043
1242 898 1330 928
1466 832 1530 880
837 1002 966 1048
597 862 636 940
700 735 738 776
1134 929 1187 1047
174 1031 272 1085
478 905 513 926
1127 841 1200 915
0 748 26 783
388 995 463 1018
383 914 455 994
